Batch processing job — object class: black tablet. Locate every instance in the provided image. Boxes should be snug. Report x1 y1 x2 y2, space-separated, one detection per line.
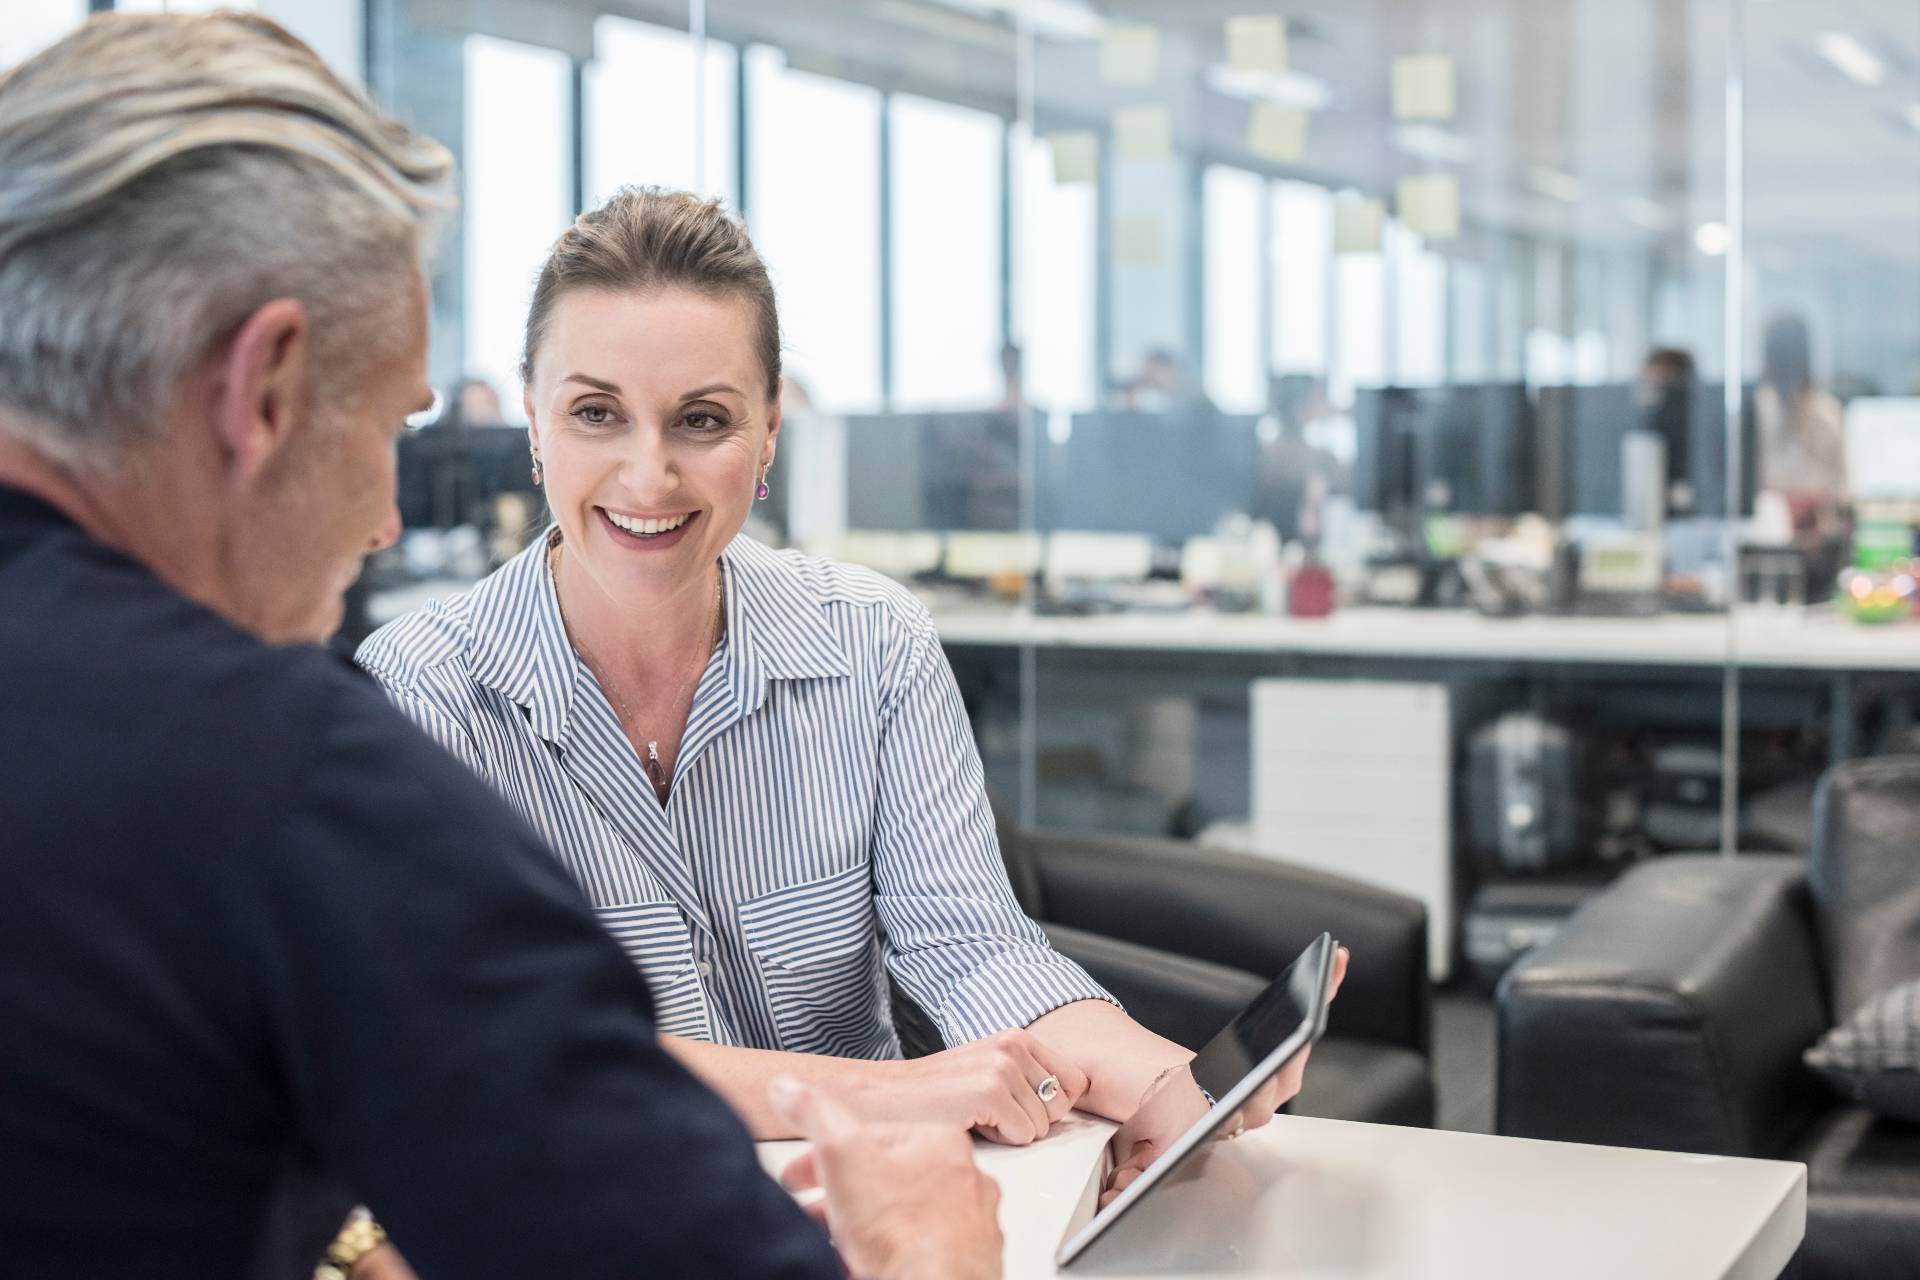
1055 932 1338 1269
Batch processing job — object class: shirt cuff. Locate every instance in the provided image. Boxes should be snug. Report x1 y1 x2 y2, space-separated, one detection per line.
932 947 1121 1046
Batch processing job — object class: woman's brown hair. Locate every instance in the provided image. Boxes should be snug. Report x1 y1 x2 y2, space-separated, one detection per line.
519 186 781 400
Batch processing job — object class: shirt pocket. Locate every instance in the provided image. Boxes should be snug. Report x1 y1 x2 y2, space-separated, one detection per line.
594 901 714 1041
738 864 889 1056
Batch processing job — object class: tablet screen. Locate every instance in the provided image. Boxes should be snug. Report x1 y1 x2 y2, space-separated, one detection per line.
1055 932 1336 1269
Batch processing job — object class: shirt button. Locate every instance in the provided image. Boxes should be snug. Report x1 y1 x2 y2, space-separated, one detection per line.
696 961 713 978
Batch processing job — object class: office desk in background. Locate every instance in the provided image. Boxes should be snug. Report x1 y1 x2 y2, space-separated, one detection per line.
758 1114 1805 1279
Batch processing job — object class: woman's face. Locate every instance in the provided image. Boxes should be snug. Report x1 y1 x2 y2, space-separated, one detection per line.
526 286 777 608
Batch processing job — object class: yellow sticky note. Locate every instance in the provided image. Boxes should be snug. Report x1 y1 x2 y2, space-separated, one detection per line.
1398 173 1460 239
1392 54 1455 120
1114 216 1163 268
1334 196 1385 253
1225 15 1288 73
1247 103 1308 162
1100 24 1159 86
1113 105 1172 163
1049 131 1099 184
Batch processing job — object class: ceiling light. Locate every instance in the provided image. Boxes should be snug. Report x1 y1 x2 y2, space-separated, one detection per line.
1814 32 1886 86
1389 123 1473 165
1527 167 1582 203
1694 221 1730 256
1905 103 1920 134
1206 63 1330 111
920 0 1105 41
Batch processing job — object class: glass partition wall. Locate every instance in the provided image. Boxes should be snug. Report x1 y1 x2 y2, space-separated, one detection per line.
17 1 1916 975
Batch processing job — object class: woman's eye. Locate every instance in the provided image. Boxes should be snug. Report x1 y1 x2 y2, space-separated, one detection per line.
574 404 614 426
685 411 727 432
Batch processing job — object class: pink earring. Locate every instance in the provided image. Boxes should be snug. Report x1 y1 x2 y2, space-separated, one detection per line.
756 467 770 501
530 453 543 487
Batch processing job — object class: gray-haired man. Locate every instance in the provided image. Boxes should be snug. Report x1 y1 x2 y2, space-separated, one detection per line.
0 13 998 1279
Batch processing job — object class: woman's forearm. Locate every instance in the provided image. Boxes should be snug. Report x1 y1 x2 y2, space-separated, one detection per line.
661 1035 889 1138
1023 1000 1192 1121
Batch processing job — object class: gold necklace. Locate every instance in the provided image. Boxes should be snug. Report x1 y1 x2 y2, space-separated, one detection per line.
548 536 724 803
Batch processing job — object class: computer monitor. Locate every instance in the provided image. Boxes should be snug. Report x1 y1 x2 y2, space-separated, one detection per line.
396 424 539 530
1672 382 1758 518
1353 385 1532 522
1535 384 1642 518
1034 410 1261 545
842 411 1023 532
1534 382 1756 521
1436 383 1536 516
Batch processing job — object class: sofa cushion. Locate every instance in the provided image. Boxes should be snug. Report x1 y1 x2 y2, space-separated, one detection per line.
1809 759 1920 1026
1791 1106 1920 1280
1806 978 1920 1124
1287 1036 1434 1128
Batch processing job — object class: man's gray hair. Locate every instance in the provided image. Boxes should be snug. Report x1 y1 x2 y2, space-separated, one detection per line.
0 12 454 465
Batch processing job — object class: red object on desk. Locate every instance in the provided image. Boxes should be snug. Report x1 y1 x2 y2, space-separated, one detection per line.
1289 564 1336 618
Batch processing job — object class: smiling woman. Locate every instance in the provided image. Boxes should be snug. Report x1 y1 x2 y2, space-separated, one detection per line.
357 186 1334 1152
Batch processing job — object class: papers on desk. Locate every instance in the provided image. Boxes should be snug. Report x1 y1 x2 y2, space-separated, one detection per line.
1044 532 1156 586
832 530 943 579
945 531 1044 579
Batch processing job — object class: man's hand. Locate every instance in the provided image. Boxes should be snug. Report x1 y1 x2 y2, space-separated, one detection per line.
862 1028 1089 1146
770 1075 1003 1280
1102 944 1350 1208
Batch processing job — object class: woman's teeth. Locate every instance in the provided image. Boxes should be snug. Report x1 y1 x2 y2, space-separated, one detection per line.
605 510 691 536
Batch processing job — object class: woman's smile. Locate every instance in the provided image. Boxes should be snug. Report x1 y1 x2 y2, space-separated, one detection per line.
596 504 701 550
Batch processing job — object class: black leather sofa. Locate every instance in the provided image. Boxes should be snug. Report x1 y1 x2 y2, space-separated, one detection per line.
1498 758 1920 1280
992 800 1434 1127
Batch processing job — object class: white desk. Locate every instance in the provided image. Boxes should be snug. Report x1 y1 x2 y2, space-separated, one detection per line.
759 1115 1805 1279
929 603 1920 673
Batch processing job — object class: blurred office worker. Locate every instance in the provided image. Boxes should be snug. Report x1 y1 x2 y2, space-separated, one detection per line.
0 13 1000 1279
360 186 1337 1150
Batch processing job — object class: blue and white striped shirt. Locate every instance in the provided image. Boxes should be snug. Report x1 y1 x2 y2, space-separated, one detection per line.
357 531 1111 1058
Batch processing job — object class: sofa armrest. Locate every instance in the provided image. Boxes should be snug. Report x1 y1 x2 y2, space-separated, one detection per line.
1498 854 1831 1158
1026 828 1429 1055
1043 923 1267 1052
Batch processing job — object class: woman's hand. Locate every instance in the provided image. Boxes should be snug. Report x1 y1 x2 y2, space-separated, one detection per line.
863 1029 1091 1146
1101 944 1350 1206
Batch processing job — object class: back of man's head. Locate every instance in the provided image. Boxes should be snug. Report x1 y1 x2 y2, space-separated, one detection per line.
0 12 453 469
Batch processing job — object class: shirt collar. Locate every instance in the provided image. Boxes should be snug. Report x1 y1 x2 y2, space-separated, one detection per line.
463 528 849 745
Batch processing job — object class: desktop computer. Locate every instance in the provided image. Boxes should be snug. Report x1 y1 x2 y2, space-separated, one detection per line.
1033 410 1262 545
1352 383 1534 524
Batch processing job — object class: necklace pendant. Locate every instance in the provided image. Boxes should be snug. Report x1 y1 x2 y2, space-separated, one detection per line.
644 740 669 796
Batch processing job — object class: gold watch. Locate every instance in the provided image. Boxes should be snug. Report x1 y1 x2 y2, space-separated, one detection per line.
314 1208 388 1280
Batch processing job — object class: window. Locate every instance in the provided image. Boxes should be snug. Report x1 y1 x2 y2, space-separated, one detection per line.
0 0 87 69
1202 165 1266 414
1012 125 1096 412
586 16 736 210
1271 180 1332 377
1388 221 1446 387
1332 253 1385 408
463 35 572 414
889 93 1003 410
746 47 882 412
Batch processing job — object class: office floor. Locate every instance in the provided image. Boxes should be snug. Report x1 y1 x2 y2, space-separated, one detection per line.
1433 985 1499 1135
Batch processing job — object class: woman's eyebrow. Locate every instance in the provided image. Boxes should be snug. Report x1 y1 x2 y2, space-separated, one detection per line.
681 383 744 400
561 372 621 393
